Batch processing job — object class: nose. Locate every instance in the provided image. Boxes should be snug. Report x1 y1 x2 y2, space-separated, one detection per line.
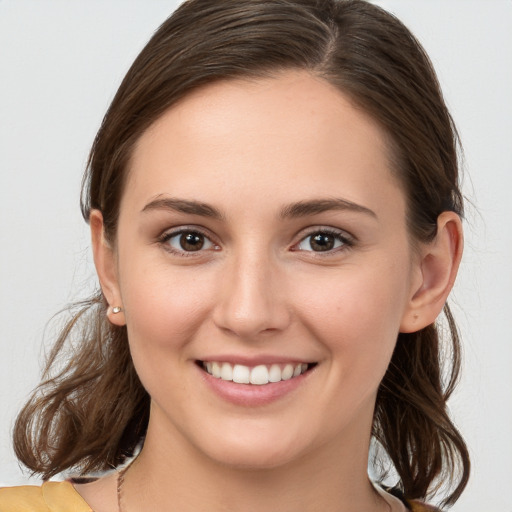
212 250 292 339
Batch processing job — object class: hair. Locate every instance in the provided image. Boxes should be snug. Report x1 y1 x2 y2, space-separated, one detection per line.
14 0 469 507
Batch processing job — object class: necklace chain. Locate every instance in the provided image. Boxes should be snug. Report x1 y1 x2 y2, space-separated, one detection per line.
117 465 128 512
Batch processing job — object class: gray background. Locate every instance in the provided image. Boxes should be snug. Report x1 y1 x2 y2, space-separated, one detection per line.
1 1 511 510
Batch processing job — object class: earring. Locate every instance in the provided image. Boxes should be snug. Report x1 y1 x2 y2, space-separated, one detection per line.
112 306 123 314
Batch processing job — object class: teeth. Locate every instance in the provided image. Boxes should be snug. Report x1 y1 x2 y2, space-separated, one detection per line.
233 364 250 384
202 361 310 384
281 364 294 380
212 362 221 378
268 364 281 383
220 362 233 381
250 365 269 385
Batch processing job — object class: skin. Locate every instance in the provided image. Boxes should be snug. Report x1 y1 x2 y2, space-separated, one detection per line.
80 71 463 512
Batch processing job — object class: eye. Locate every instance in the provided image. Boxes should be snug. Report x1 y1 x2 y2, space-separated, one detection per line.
161 229 216 254
294 229 352 253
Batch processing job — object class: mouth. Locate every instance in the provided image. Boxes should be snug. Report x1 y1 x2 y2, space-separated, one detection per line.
197 361 317 385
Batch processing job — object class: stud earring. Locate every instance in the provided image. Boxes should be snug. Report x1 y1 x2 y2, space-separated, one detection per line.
112 306 123 314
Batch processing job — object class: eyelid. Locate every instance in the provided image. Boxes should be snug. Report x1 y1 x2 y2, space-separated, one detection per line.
156 224 355 256
291 226 356 253
158 225 220 256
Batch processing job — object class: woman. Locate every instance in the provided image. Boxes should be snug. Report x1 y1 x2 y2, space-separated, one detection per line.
0 0 469 510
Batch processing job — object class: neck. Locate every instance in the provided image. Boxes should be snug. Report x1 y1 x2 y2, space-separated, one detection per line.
122 412 386 512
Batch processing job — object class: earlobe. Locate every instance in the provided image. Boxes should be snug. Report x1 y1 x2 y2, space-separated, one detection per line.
400 211 463 333
90 210 126 327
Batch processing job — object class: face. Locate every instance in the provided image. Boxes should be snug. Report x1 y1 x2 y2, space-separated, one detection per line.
99 71 424 469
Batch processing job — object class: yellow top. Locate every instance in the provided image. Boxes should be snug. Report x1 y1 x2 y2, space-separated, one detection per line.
0 481 440 512
0 481 92 512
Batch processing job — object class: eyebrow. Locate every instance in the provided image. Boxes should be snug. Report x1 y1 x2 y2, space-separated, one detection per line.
141 196 376 220
141 197 224 220
280 198 377 219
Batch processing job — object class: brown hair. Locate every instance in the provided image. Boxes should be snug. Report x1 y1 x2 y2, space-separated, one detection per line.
14 0 469 506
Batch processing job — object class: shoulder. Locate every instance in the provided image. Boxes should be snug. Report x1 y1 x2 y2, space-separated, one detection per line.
407 500 442 512
374 483 441 512
0 481 91 512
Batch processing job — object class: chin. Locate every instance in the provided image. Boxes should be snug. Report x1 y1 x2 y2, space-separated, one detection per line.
197 430 309 471
210 447 300 471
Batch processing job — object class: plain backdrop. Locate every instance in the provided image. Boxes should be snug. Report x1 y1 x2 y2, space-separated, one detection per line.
1 1 511 510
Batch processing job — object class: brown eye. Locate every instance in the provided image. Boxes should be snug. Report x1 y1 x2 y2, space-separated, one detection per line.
180 232 204 251
295 230 350 253
310 233 335 251
164 230 215 253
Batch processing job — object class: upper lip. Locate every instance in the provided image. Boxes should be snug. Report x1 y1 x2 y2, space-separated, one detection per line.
196 355 315 366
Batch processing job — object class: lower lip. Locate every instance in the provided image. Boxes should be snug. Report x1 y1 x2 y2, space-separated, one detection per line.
197 364 314 406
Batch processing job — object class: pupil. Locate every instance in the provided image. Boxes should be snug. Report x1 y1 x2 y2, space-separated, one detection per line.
180 233 204 251
311 233 334 251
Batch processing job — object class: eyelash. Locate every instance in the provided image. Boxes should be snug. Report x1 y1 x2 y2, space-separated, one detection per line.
291 228 355 255
157 227 355 257
158 227 219 257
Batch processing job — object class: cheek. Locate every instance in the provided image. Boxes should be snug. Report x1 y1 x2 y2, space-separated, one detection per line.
290 258 410 367
119 258 217 358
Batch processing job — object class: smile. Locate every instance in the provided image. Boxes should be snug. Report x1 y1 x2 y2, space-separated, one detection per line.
201 361 312 385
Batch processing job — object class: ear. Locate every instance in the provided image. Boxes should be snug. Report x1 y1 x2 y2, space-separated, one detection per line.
400 211 463 333
90 209 126 327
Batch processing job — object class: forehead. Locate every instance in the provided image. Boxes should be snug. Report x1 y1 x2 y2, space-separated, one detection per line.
124 70 404 219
